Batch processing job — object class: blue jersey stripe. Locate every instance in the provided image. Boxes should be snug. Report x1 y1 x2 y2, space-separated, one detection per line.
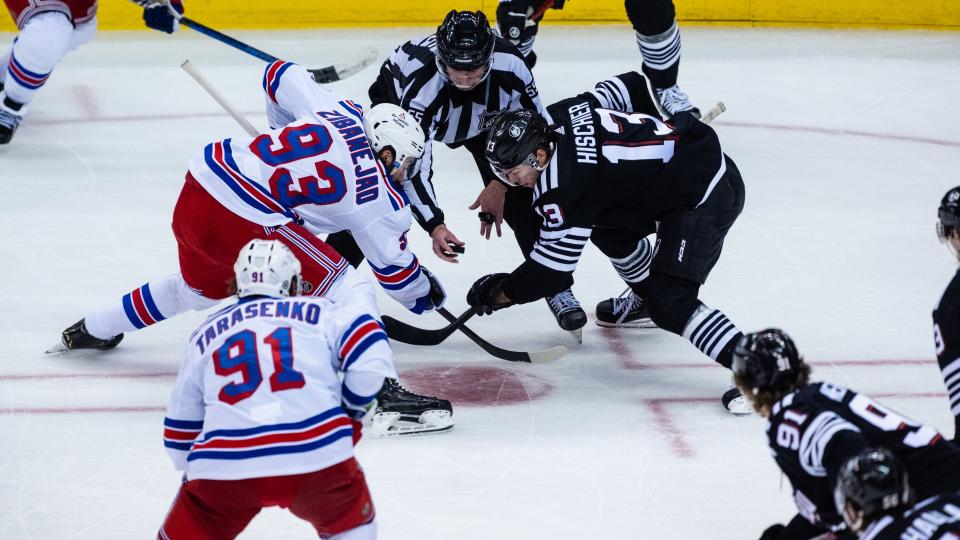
164 418 204 430
187 428 352 461
343 332 388 372
341 383 378 409
198 407 344 440
203 143 277 215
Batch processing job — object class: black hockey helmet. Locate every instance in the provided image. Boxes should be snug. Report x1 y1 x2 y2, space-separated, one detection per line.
731 328 803 394
436 10 495 73
833 447 912 532
485 109 554 184
937 186 960 243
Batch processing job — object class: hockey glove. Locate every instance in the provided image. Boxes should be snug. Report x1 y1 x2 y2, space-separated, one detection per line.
143 0 183 34
422 267 447 310
466 273 515 315
758 524 784 540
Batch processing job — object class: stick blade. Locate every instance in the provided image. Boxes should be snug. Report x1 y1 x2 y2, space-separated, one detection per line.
699 101 726 125
528 345 567 364
310 46 378 83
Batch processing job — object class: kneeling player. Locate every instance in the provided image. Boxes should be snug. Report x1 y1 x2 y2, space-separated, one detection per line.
159 240 388 539
467 71 747 411
732 329 960 539
834 448 960 539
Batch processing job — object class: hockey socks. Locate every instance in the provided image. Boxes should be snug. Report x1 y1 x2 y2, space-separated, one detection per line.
84 274 219 339
635 20 682 90
682 304 742 369
609 238 653 287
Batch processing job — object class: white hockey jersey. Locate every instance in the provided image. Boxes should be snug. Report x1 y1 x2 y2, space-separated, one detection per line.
163 295 397 481
187 61 434 313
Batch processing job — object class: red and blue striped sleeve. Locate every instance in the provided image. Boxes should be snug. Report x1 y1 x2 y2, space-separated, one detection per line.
335 313 394 412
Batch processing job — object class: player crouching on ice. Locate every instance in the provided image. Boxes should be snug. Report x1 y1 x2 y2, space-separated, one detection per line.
52 61 452 436
465 71 748 413
833 447 960 539
730 329 960 540
160 239 393 539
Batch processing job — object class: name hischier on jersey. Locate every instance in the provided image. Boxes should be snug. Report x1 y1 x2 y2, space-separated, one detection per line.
568 101 598 164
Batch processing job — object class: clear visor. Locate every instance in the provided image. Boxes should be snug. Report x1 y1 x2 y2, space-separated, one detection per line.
378 146 421 185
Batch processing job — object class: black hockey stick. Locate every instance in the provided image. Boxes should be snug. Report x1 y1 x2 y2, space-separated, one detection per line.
436 307 566 364
130 0 376 83
382 307 478 346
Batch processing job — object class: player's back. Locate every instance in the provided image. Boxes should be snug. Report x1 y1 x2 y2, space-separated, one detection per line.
545 95 725 224
176 295 355 480
861 491 960 540
767 382 960 528
188 101 408 237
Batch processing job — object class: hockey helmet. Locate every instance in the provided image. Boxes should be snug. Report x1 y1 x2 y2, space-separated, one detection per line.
364 103 426 178
485 108 554 185
937 186 960 243
833 447 912 532
233 240 302 298
731 328 803 394
436 10 495 88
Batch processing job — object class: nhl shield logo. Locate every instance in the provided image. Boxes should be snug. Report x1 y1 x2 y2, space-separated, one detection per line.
509 124 523 138
478 109 500 131
300 280 314 294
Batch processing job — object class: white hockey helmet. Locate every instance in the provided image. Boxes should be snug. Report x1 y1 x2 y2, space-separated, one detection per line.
233 240 302 298
363 103 426 178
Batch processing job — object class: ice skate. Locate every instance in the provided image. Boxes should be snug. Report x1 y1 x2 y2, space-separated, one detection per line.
47 319 123 353
369 378 453 437
0 96 24 145
654 84 700 119
546 289 587 343
595 291 656 328
722 387 751 416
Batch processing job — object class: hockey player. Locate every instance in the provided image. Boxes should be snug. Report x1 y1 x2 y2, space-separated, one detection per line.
732 329 960 540
159 240 387 539
325 10 589 339
934 186 960 440
467 70 747 410
0 0 182 144
495 0 699 116
834 448 960 539
55 62 452 435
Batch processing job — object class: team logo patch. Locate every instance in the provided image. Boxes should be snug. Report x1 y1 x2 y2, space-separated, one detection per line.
509 27 520 38
509 124 523 138
300 280 314 294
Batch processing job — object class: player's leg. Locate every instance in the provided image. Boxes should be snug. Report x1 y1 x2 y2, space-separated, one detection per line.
0 10 75 143
288 458 377 539
159 479 261 540
624 0 698 117
648 155 745 369
590 227 656 328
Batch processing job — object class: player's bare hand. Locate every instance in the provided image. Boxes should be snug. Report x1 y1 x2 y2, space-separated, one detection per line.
468 182 507 239
431 224 464 264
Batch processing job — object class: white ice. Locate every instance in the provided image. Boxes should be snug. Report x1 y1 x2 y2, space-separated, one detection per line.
1 24 959 539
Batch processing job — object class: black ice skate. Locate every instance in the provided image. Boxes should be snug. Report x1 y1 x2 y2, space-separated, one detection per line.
0 95 24 145
369 378 453 437
46 319 123 354
654 84 700 119
595 291 656 329
546 289 587 343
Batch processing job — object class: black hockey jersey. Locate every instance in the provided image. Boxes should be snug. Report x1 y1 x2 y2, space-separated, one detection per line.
933 268 960 419
860 491 960 540
765 382 960 534
501 88 728 304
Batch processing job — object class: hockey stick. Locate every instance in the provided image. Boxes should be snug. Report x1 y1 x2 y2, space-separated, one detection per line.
181 60 259 135
699 101 726 125
436 307 567 364
381 307 479 346
131 0 376 83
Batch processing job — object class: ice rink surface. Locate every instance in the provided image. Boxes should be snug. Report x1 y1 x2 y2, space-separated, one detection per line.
1 23 959 539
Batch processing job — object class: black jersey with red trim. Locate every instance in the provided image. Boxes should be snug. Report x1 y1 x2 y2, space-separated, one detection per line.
860 491 960 540
500 88 728 304
764 382 960 534
933 269 960 415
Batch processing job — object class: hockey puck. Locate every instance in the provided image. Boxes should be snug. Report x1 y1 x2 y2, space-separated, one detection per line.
446 243 465 254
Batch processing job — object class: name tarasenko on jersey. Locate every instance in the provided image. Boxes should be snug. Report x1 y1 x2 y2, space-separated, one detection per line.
193 300 324 354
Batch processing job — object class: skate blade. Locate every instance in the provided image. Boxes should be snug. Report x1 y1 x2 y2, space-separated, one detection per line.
567 327 583 344
369 410 454 438
44 341 68 355
529 346 568 364
594 319 657 329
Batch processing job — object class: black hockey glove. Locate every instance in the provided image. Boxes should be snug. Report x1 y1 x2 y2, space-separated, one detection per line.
466 273 515 315
143 0 183 33
421 267 447 310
